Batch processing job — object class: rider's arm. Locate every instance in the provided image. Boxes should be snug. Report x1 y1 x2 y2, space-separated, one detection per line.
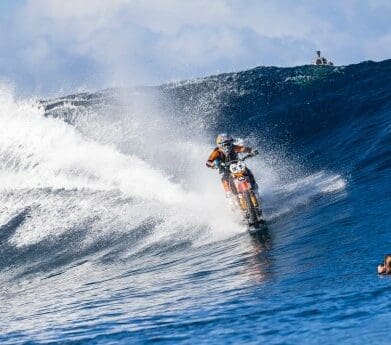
234 145 252 153
234 145 259 156
206 148 221 168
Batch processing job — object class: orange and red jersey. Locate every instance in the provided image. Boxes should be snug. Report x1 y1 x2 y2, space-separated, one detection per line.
206 145 252 167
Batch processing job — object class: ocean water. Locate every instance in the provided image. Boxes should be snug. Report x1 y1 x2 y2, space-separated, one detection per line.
0 60 390 344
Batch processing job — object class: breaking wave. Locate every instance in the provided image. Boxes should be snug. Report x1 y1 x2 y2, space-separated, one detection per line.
0 59 390 344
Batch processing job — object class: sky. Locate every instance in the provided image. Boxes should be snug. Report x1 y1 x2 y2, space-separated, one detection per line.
0 0 390 96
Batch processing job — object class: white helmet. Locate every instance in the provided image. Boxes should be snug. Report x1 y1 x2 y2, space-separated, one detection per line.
216 133 233 154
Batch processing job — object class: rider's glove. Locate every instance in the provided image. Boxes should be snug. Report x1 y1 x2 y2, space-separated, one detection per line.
206 161 214 168
206 160 220 169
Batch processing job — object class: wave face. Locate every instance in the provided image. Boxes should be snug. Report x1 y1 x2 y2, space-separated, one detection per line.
0 60 390 344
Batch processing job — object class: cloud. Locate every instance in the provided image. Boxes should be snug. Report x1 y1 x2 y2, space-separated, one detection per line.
0 0 390 95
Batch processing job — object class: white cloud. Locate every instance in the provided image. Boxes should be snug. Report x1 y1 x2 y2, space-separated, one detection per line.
0 0 390 95
365 33 391 60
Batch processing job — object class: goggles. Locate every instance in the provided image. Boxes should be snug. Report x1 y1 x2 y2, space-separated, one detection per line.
220 141 232 149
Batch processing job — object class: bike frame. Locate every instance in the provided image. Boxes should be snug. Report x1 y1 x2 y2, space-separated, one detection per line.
234 176 251 193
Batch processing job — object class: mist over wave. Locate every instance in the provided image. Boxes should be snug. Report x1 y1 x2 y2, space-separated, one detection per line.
1 60 390 344
0 79 344 251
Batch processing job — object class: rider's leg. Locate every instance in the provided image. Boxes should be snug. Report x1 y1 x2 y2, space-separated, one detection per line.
221 172 231 195
221 172 239 210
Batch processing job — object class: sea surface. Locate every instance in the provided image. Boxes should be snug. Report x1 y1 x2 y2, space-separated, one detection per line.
0 60 390 344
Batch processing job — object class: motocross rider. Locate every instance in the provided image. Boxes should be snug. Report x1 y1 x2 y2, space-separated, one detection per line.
206 133 259 198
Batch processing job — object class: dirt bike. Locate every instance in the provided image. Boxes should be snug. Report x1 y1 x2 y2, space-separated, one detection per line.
221 154 264 228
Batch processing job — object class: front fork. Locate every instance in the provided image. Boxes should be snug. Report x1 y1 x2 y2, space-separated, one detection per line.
251 190 261 209
237 194 248 210
238 190 262 213
222 175 263 221
222 177 250 211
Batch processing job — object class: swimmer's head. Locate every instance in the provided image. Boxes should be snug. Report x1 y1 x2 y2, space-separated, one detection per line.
384 254 391 269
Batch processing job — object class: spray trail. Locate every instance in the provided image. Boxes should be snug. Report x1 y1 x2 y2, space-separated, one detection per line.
0 87 244 251
0 80 346 253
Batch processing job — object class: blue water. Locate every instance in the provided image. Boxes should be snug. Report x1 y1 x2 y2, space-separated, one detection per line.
0 60 390 344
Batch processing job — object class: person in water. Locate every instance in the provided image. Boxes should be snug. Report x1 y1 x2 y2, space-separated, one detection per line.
206 133 258 197
377 254 391 275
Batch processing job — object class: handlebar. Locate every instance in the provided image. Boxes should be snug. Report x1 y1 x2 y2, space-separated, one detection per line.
220 152 257 167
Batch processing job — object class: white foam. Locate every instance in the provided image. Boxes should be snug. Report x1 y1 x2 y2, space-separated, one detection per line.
0 87 243 248
265 171 347 220
0 86 346 249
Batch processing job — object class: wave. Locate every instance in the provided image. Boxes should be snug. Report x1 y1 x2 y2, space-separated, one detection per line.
0 73 350 257
9 59 391 265
1 60 390 344
1 60 389 281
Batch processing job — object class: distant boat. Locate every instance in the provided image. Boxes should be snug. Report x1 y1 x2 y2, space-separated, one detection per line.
314 51 334 66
